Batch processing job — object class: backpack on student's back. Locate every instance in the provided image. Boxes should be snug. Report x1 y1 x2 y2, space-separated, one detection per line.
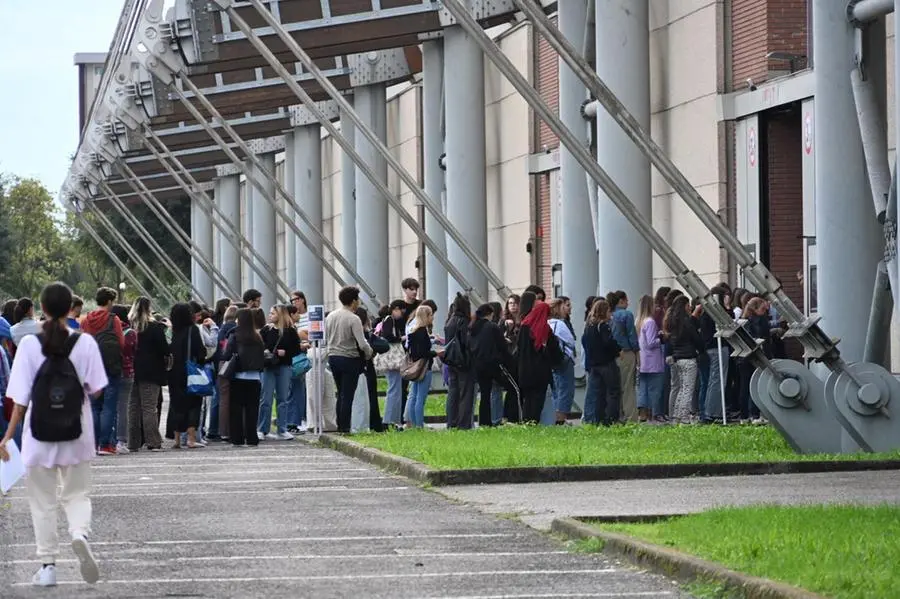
30 333 85 442
94 316 122 378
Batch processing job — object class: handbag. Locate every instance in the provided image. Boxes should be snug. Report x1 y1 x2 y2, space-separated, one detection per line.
264 326 283 368
186 330 215 396
374 342 406 374
219 355 238 380
292 352 311 378
400 356 427 382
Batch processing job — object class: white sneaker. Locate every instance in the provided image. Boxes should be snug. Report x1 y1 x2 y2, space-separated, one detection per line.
115 442 130 454
72 534 100 584
257 430 267 440
32 565 56 587
277 431 294 441
265 433 280 441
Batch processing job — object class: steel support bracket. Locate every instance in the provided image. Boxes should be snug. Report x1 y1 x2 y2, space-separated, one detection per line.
289 101 340 127
347 49 413 88
173 0 221 65
134 0 184 86
437 0 518 27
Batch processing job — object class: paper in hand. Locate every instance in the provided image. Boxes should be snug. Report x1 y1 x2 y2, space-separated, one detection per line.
1 440 26 494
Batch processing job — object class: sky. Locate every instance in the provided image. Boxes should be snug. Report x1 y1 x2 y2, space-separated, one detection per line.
0 1 124 196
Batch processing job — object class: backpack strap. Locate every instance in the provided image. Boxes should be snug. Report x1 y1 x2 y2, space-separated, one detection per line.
63 332 80 356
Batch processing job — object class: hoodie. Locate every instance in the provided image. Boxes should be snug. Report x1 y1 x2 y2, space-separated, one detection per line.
81 309 125 348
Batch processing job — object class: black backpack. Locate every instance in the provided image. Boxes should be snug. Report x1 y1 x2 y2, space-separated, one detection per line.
30 333 85 442
94 316 123 378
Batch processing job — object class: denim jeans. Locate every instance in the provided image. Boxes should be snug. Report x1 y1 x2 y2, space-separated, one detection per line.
288 375 307 426
551 357 575 414
638 372 666 416
704 347 730 421
490 383 503 425
208 382 220 437
383 370 403 425
92 376 120 447
258 365 292 434
408 370 433 428
583 363 620 425
697 357 710 418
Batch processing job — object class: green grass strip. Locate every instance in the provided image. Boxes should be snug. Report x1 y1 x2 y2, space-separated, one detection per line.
588 505 900 599
351 424 900 470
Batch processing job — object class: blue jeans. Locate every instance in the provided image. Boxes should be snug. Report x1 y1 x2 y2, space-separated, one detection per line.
638 372 666 417
583 363 620 425
552 357 575 413
490 383 503 425
258 365 292 434
92 377 119 447
408 370 432 428
208 382 220 437
288 375 307 427
704 347 730 421
383 370 403 425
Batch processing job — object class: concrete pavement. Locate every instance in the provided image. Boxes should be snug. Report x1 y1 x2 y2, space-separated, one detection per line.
0 441 692 598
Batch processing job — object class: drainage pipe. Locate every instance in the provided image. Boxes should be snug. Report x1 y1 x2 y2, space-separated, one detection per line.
851 68 889 221
850 0 894 24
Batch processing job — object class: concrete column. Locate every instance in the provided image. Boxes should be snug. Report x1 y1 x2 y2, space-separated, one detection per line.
443 25 488 307
341 108 357 284
243 177 255 291
292 124 325 305
595 0 651 303
214 174 242 299
423 39 447 331
560 0 596 349
250 153 278 306
190 194 214 304
283 132 298 289
813 0 882 362
353 84 389 301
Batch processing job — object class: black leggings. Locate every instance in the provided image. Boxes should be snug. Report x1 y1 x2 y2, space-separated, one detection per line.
229 378 261 446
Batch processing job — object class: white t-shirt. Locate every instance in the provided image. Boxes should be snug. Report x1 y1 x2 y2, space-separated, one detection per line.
7 333 108 468
296 311 310 333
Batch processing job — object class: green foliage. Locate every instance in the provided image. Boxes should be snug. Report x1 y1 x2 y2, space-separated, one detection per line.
591 505 900 599
351 424 900 470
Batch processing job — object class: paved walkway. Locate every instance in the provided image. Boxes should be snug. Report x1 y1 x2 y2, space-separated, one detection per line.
439 470 900 530
0 440 691 598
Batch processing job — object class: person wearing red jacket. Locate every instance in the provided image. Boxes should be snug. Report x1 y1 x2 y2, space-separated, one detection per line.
80 288 124 455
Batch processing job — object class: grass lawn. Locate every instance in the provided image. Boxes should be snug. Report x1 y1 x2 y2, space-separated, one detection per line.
583 505 900 599
377 395 447 418
350 424 900 470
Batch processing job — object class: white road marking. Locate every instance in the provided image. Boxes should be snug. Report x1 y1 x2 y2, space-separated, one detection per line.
3 485 411 500
88 476 393 487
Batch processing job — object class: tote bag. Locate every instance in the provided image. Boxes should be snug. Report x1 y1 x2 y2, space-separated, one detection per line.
186 331 215 396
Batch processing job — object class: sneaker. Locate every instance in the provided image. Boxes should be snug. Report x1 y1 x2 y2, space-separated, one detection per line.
276 431 295 441
97 445 116 456
72 534 100 584
115 442 130 454
32 565 56 587
265 433 280 441
257 430 267 440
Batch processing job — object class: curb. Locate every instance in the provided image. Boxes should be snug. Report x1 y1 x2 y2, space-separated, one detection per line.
316 434 900 486
550 517 824 599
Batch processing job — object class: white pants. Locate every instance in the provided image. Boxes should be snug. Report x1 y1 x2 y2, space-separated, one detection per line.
306 348 338 432
26 462 92 560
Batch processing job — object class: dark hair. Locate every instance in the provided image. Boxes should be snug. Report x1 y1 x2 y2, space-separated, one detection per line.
71 296 84 309
449 293 471 321
503 294 521 322
475 303 494 319
13 297 34 324
664 295 691 335
188 300 204 315
235 308 262 345
356 307 369 329
242 289 262 304
213 298 231 324
39 283 73 356
338 286 361 307
110 304 130 327
251 308 266 329
654 286 672 308
377 305 391 320
524 284 545 301
401 277 420 290
664 288 684 308
584 296 597 322
605 291 621 307
234 302 247 309
2 300 16 323
422 299 438 315
96 287 118 307
519 291 537 318
488 302 502 324
389 299 406 312
169 303 194 332
709 285 729 309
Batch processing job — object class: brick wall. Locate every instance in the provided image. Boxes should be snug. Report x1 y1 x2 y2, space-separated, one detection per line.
535 16 559 290
731 0 808 90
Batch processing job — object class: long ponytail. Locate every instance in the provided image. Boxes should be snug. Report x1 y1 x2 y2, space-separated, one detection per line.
39 283 74 357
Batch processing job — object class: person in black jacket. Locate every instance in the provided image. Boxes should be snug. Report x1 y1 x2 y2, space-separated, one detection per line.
221 308 266 446
470 304 516 427
166 303 207 449
127 297 169 451
664 295 704 424
739 297 772 422
582 298 621 425
444 294 476 429
517 301 564 423
259 305 301 440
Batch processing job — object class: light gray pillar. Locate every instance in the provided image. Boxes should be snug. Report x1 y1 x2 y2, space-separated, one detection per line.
283 132 298 289
292 124 325 305
595 0 651 303
444 25 488 307
341 108 357 284
560 0 596 347
215 174 242 299
353 84 389 301
190 193 215 304
251 153 278 306
243 177 255 292
813 0 882 362
423 39 447 330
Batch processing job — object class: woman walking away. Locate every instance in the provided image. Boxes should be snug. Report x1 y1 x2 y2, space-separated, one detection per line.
221 308 265 446
258 305 301 440
0 282 104 586
582 299 621 426
548 298 576 424
470 303 512 427
406 305 440 428
517 301 564 423
444 294 475 429
636 295 666 423
167 303 207 449
128 297 168 451
664 295 704 424
110 305 136 453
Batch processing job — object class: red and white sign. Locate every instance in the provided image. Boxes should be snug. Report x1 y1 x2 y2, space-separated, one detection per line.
748 126 757 167
804 112 813 155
